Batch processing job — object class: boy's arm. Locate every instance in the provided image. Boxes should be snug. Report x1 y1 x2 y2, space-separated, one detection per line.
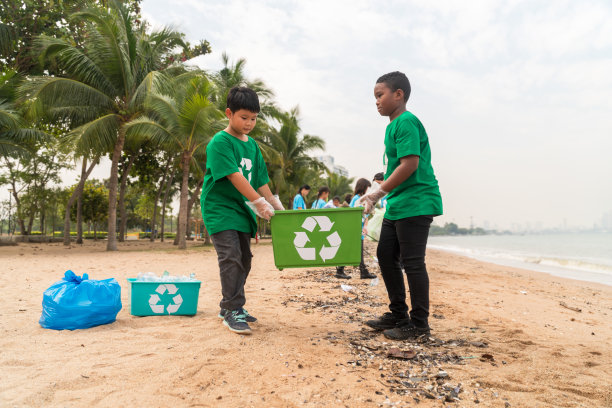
359 155 419 213
257 184 285 210
380 155 419 192
226 172 275 219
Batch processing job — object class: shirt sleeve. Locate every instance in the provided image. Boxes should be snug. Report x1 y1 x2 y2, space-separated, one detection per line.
253 142 270 189
207 137 239 181
395 116 420 158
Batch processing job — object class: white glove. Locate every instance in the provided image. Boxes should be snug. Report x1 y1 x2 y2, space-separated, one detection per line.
249 197 275 220
357 188 388 215
265 194 285 211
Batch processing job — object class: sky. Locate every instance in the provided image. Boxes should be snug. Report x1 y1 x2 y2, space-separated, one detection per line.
3 0 612 231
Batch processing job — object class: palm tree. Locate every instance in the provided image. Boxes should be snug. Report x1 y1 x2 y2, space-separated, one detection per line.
125 73 224 249
212 53 274 113
20 0 186 250
262 107 326 206
325 171 354 199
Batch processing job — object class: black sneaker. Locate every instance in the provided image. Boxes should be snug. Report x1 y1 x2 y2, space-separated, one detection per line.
365 312 408 330
223 309 252 334
383 324 430 340
218 308 257 323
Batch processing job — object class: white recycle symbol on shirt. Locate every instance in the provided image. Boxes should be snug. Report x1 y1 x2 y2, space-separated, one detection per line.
148 284 183 314
293 216 342 262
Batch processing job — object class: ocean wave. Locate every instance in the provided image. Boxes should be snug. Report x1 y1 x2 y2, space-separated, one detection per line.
428 244 612 276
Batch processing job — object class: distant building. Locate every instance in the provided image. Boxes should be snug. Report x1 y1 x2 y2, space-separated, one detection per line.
316 155 349 177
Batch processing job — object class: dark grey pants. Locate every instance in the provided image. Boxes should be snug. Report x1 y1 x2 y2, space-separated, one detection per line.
211 229 252 311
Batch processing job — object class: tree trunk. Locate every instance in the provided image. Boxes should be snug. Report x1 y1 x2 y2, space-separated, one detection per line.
94 223 98 241
186 176 204 239
63 157 98 246
150 155 172 242
160 170 174 243
76 188 84 244
27 213 34 236
177 151 191 249
118 153 138 243
107 127 126 251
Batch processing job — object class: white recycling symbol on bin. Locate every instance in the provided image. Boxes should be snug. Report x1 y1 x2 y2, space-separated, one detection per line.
293 216 342 262
148 284 183 314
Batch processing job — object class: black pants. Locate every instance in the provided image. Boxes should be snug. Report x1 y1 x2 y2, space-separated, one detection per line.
211 229 252 311
377 215 433 328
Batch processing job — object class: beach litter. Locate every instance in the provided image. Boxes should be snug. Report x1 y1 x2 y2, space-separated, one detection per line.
136 270 197 282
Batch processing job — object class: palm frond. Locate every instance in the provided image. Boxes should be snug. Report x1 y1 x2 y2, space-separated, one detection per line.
19 76 114 123
130 70 171 111
35 36 117 97
124 116 173 146
62 114 120 155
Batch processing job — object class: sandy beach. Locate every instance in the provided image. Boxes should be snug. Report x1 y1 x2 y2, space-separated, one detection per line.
1 240 610 408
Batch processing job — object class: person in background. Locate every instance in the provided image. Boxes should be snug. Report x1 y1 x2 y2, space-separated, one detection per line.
323 195 341 208
311 186 330 209
341 193 352 207
335 178 377 280
373 172 387 208
293 184 310 210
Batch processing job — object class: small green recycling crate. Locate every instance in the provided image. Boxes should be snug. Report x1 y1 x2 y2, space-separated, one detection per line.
271 207 364 269
127 279 201 316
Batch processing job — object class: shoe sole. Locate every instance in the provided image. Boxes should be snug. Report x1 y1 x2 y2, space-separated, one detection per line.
223 319 252 334
365 322 397 331
218 310 257 323
382 329 430 340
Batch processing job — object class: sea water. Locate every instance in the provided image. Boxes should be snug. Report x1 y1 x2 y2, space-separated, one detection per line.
427 232 612 286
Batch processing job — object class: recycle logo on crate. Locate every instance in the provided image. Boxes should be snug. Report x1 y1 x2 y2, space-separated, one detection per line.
293 216 342 262
148 284 183 314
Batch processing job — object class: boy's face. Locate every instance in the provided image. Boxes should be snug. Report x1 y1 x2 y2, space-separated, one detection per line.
226 108 258 136
333 198 340 206
374 82 403 117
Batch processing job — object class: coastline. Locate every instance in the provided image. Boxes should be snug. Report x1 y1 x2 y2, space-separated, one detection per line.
1 241 610 407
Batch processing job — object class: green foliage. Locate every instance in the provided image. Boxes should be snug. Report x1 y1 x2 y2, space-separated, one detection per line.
0 0 143 74
69 180 109 225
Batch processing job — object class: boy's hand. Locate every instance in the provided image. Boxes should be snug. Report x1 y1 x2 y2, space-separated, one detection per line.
358 189 388 214
265 195 285 211
251 197 275 220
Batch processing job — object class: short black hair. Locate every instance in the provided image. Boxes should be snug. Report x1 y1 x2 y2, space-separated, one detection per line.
226 86 260 113
376 71 411 102
332 196 341 202
373 172 384 181
344 194 353 204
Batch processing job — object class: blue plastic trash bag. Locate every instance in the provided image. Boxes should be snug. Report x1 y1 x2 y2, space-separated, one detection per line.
39 270 122 330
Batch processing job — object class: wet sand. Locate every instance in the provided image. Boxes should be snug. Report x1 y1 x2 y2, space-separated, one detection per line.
1 240 610 407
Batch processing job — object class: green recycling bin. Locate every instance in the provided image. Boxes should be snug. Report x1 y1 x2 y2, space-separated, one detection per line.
270 207 364 269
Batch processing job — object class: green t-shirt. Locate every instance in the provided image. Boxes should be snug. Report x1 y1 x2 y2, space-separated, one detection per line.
200 130 270 237
384 111 443 220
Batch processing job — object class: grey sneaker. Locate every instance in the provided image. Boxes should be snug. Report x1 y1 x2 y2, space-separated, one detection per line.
218 308 257 323
383 323 430 340
223 309 252 334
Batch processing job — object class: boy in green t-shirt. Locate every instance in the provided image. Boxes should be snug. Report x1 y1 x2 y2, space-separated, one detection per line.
201 86 284 335
359 71 443 340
